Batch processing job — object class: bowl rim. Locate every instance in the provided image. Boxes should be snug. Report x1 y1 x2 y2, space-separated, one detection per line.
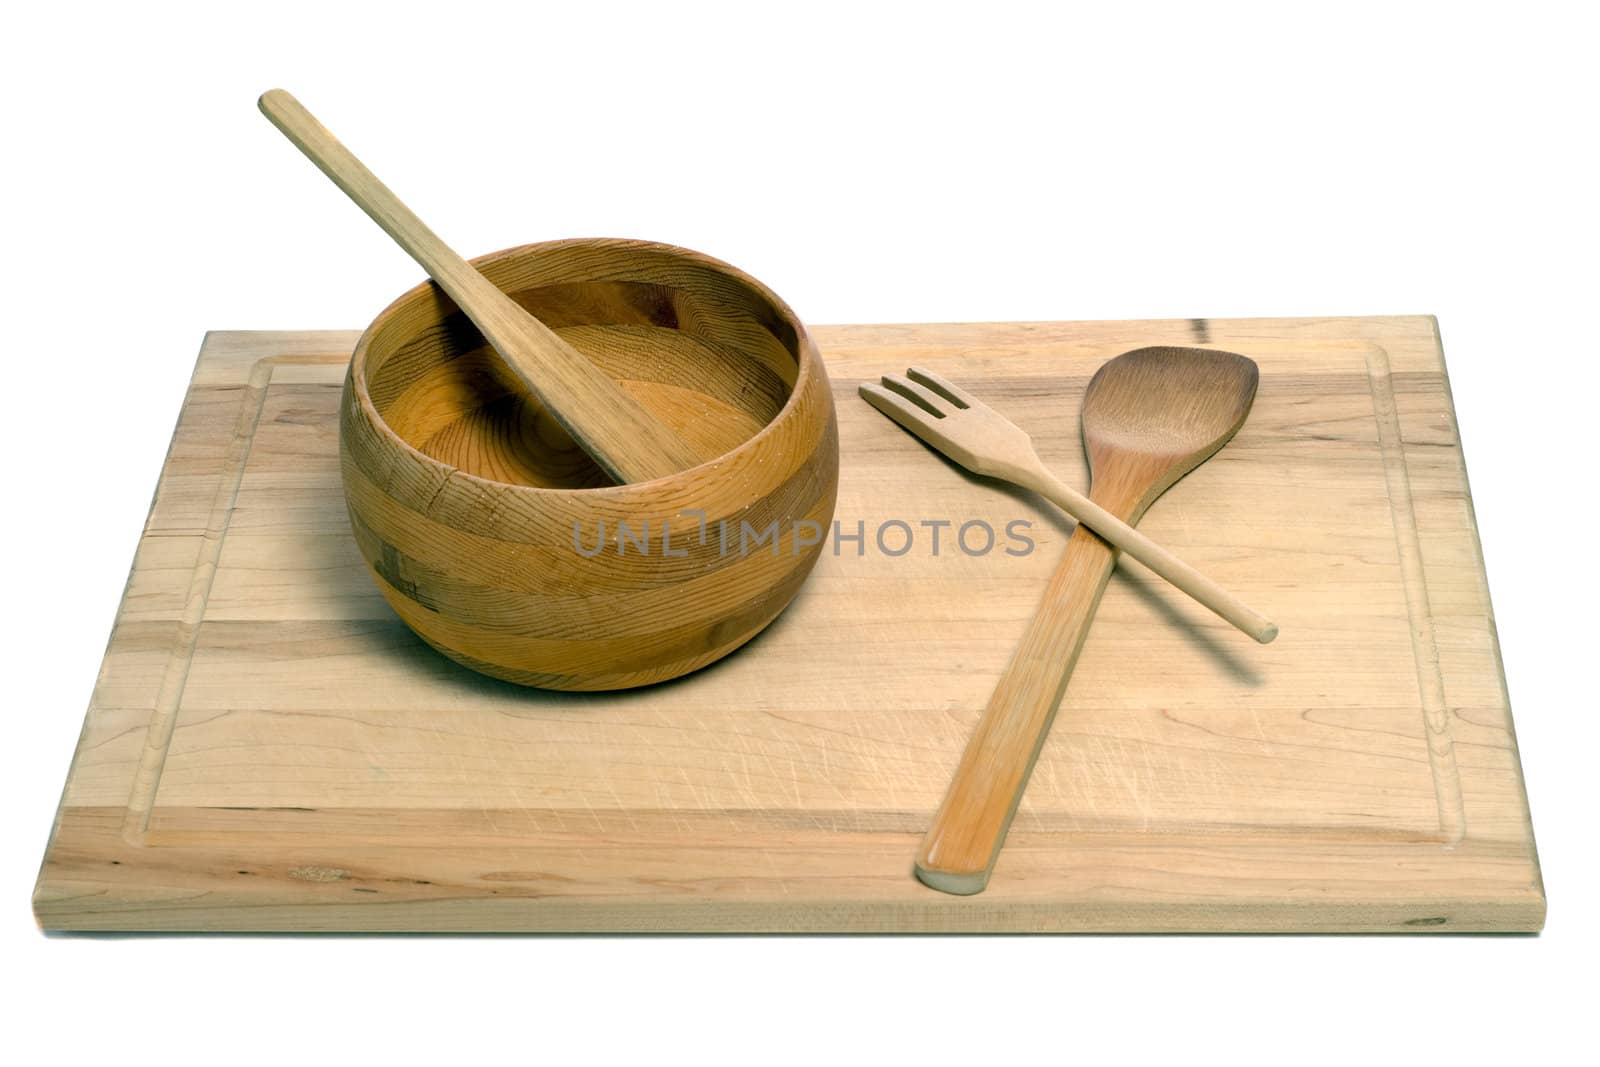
347 236 825 500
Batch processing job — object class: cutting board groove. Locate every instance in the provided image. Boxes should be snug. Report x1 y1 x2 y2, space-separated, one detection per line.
34 318 1543 932
1364 343 1464 843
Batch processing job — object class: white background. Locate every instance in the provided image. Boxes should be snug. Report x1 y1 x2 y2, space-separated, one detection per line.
3 1 1594 1062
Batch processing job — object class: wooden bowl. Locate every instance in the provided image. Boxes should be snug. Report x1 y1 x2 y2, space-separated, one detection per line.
340 238 839 690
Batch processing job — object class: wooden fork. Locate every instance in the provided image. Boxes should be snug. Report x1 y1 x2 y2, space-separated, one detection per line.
859 366 1276 643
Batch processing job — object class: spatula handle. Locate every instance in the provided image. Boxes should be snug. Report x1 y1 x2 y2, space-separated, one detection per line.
258 89 511 322
257 89 705 485
914 520 1121 895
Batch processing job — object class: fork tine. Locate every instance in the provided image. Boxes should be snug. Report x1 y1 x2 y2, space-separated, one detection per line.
881 373 951 417
906 366 977 409
858 382 946 442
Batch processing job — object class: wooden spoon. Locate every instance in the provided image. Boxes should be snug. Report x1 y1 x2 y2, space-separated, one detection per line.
915 346 1260 895
258 89 706 485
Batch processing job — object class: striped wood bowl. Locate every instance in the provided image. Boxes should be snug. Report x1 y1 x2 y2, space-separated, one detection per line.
341 238 839 690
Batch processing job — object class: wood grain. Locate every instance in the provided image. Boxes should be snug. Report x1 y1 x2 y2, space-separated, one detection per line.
32 317 1545 932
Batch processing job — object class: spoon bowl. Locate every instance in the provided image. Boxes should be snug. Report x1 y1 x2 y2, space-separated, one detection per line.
1081 345 1261 512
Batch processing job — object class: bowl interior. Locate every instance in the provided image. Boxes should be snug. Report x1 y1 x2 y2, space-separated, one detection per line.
362 257 802 489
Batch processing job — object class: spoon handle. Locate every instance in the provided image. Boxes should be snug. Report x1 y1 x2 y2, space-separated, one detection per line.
913 505 1126 895
258 89 706 484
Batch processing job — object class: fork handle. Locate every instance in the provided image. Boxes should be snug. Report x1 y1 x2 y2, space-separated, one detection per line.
914 515 1124 895
1022 465 1276 644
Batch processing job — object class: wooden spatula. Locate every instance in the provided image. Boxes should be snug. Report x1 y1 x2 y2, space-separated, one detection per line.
258 89 706 485
914 346 1261 895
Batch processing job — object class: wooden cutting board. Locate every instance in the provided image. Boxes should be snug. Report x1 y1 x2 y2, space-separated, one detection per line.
33 317 1544 932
